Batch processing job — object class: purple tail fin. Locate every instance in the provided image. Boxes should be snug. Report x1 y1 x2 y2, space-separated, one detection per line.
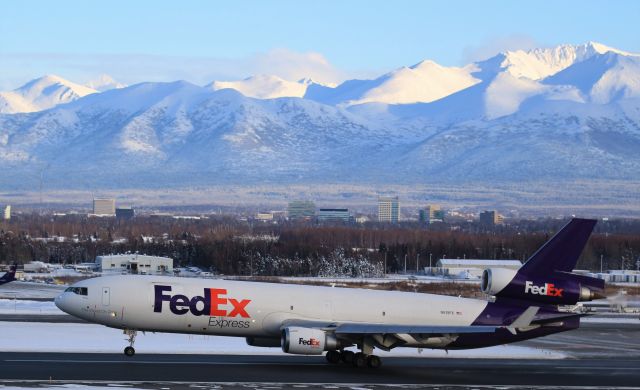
519 218 597 277
481 219 603 305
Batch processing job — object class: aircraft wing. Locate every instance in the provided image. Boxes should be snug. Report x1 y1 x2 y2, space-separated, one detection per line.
334 323 499 335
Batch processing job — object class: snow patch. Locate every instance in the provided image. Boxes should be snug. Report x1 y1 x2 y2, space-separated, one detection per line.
0 321 567 359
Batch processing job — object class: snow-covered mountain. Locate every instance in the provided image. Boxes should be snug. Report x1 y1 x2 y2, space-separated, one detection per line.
304 60 480 106
0 75 97 114
0 42 639 198
207 75 316 99
86 74 127 92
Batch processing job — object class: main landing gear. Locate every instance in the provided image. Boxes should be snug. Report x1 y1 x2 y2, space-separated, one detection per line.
325 350 382 368
124 329 137 357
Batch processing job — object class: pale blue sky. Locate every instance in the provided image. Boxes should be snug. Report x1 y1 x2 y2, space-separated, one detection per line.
1 0 639 89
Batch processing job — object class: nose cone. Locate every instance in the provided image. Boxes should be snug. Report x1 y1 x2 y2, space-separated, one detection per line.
54 292 70 314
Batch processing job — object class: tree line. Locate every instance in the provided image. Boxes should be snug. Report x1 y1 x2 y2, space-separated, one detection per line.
0 214 638 275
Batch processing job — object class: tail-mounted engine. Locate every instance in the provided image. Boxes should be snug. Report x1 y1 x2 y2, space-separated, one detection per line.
481 268 605 305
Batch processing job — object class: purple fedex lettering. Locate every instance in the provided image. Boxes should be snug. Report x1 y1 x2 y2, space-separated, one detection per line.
153 285 251 317
154 285 210 316
154 285 172 313
190 289 211 316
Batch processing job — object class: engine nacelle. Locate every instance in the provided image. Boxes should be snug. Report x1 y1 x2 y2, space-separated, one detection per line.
481 268 605 305
481 268 518 295
281 327 338 355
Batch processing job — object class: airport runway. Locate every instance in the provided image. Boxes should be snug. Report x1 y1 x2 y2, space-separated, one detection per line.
1 352 640 388
0 314 87 323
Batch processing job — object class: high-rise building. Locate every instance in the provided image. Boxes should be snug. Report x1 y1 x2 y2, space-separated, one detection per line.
93 198 116 215
378 196 399 223
479 210 504 226
420 204 444 223
287 200 316 220
317 208 350 222
3 205 10 220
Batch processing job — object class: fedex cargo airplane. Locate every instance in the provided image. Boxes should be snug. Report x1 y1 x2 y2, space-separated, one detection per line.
56 218 604 368
0 264 17 285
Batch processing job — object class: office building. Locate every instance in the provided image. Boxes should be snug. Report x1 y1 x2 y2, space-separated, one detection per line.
93 198 116 215
435 259 521 278
317 208 350 222
378 196 399 223
116 207 135 220
419 204 444 223
287 200 316 220
479 210 504 226
97 254 173 275
3 205 10 220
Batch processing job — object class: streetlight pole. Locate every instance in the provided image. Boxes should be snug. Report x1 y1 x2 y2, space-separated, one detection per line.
429 253 432 275
600 254 603 273
416 253 420 273
404 254 407 274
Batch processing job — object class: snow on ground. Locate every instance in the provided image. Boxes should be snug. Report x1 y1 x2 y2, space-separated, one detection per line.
0 298 64 314
233 275 480 284
0 321 566 359
0 281 65 299
581 316 640 324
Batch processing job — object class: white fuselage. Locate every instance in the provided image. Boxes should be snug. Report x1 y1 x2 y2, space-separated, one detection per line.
56 275 489 345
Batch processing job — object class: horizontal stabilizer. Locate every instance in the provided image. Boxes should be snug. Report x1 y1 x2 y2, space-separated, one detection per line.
510 306 540 328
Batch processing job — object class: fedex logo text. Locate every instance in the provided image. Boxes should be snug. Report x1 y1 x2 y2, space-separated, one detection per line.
153 285 251 317
299 338 321 347
524 281 563 297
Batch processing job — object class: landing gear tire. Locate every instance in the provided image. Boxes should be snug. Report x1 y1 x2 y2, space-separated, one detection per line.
326 350 341 364
367 355 382 368
352 352 367 368
341 350 354 364
123 329 138 357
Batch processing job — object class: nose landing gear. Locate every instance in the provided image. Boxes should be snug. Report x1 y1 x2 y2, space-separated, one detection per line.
123 329 137 357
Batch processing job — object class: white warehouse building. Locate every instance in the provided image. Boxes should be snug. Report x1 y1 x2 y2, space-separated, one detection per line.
434 259 522 278
97 254 173 275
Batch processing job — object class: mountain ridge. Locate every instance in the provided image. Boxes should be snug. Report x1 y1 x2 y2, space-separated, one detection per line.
0 42 639 203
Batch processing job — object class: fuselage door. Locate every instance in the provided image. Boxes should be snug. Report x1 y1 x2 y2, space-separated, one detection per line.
102 287 110 306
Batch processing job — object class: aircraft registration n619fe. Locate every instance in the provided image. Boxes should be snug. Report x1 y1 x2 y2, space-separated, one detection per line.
56 218 605 368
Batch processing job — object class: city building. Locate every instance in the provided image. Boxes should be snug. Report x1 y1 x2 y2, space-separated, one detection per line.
93 198 116 215
3 205 10 220
419 204 444 223
97 254 173 275
434 259 522 278
479 210 504 226
287 200 316 220
317 208 350 222
355 215 370 224
116 207 135 220
255 213 274 221
378 196 399 223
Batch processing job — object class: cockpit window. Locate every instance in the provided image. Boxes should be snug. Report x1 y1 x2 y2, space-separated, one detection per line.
64 287 88 295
